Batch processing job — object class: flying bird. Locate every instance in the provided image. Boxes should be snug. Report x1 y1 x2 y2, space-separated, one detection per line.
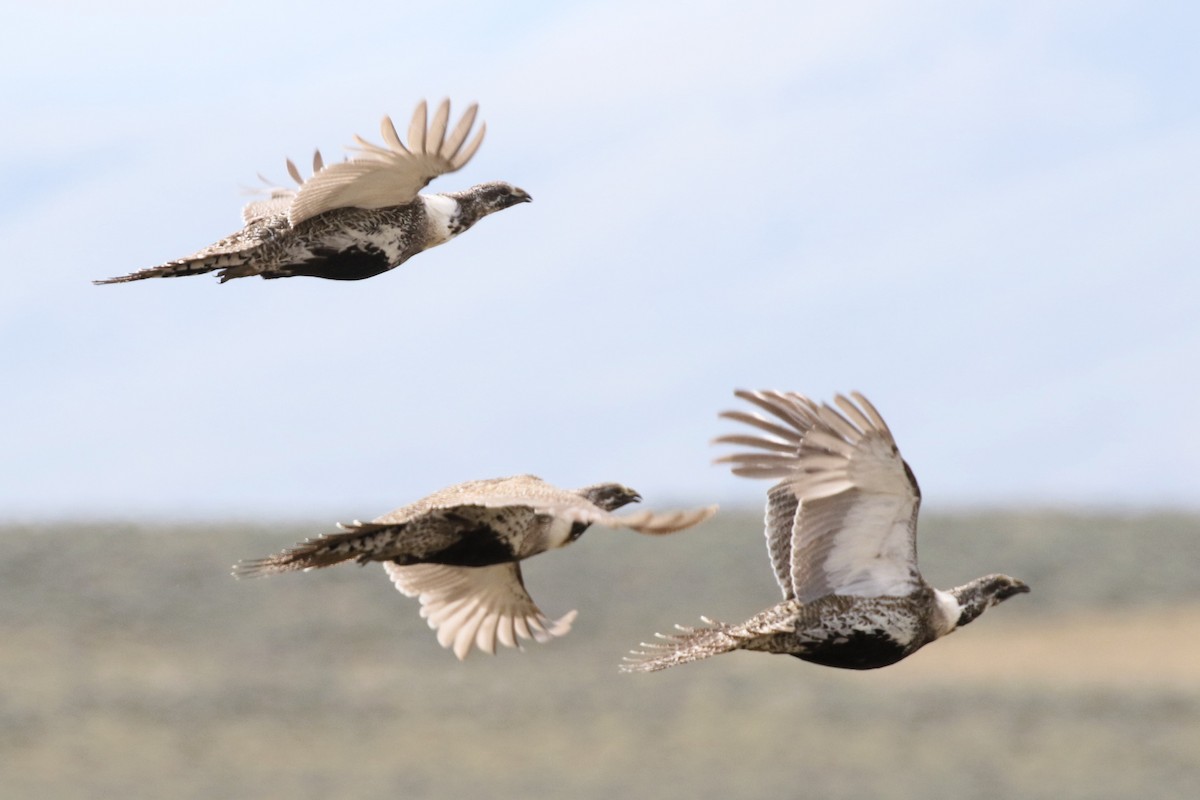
95 99 530 284
622 390 1028 674
236 475 717 660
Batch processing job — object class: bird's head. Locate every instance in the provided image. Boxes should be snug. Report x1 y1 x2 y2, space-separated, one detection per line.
472 181 532 211
948 573 1030 629
577 483 643 512
445 182 531 234
987 575 1031 602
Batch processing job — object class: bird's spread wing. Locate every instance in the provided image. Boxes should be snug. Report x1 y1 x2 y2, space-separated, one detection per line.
242 151 325 224
286 99 485 226
715 391 922 603
382 561 575 660
495 500 716 537
590 505 719 535
380 475 715 536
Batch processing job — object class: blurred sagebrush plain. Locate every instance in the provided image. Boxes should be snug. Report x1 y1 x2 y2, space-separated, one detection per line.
2 510 1198 799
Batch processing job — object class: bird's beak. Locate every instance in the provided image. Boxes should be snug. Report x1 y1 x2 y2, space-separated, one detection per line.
631 492 643 504
1002 579 1031 600
515 188 532 203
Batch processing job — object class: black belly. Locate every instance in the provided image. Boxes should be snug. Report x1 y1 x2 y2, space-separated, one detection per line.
270 246 396 281
390 526 518 568
793 630 913 670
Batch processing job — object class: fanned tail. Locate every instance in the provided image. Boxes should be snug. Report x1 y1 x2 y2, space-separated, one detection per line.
232 521 399 578
619 617 744 674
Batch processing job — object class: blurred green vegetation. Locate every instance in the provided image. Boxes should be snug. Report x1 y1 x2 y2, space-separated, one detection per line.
2 510 1197 799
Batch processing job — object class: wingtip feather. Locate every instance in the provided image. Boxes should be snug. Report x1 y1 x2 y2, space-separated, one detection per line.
407 100 428 153
443 103 480 159
452 123 486 170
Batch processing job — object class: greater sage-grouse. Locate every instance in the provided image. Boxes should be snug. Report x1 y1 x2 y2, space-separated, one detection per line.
622 391 1028 673
236 475 717 659
95 99 529 284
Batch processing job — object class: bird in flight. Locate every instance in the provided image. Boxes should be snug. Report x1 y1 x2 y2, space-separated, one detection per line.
236 475 717 660
622 390 1028 673
95 99 530 284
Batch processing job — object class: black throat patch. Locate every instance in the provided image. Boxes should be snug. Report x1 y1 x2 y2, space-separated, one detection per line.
567 522 590 543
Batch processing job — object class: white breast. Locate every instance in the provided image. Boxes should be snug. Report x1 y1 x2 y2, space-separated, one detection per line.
932 589 964 638
420 194 459 244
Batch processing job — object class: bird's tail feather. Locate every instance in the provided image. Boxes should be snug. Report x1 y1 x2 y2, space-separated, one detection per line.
232 522 397 578
619 617 744 673
94 251 253 285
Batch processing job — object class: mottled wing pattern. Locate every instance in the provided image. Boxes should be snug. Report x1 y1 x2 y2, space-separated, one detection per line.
716 391 922 603
763 484 800 599
383 561 577 660
287 99 485 226
240 194 291 225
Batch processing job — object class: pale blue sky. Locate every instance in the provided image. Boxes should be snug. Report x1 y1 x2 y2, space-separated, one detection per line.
1 1 1197 519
